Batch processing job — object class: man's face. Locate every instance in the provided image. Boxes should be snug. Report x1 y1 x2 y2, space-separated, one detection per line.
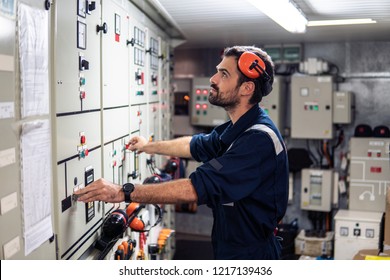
209 56 241 110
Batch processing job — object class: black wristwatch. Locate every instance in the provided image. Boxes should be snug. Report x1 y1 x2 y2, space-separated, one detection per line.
122 182 135 203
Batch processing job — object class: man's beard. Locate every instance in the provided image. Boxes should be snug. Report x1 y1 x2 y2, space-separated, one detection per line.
208 84 240 110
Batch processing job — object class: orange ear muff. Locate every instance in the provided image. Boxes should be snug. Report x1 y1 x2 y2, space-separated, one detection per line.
126 202 146 232
129 217 145 232
238 51 267 79
126 202 141 217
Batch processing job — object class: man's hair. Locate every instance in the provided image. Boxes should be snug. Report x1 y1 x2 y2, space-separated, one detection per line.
223 46 274 104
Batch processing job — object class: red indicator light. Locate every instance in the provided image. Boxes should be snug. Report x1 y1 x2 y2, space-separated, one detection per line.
195 104 201 109
202 104 208 110
202 89 208 95
196 89 201 95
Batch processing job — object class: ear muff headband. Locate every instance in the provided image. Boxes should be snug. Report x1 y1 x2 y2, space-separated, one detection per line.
238 51 269 80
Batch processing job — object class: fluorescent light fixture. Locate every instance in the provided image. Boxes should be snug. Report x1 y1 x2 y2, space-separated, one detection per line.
307 18 377 27
247 0 307 33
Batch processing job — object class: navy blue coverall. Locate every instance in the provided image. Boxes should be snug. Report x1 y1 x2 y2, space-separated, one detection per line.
189 104 289 259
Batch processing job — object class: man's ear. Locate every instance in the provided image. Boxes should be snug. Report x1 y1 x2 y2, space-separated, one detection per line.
241 81 255 96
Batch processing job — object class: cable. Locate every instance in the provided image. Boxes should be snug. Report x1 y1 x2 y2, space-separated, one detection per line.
323 140 332 168
306 140 319 167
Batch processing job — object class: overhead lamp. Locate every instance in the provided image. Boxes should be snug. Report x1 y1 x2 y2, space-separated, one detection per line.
307 18 377 27
247 0 307 33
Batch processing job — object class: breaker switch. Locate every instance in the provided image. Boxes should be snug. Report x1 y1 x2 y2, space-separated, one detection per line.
353 228 361 236
79 56 90 71
86 1 96 14
151 73 158 86
135 69 144 85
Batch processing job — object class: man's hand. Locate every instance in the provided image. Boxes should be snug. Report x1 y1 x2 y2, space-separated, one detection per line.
74 178 124 203
127 136 148 154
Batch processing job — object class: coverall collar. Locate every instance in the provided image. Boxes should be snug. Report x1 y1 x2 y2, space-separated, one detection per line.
219 104 260 148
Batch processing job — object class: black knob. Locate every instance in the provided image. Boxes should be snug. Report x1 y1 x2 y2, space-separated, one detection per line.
126 38 135 46
79 57 90 71
87 1 96 13
96 22 108 34
81 60 89 70
44 0 51 10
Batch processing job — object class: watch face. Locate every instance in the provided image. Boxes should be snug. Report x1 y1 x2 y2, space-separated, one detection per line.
123 183 134 193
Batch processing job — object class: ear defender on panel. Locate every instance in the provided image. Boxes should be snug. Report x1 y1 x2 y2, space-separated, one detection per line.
101 209 129 240
126 203 145 231
238 51 270 81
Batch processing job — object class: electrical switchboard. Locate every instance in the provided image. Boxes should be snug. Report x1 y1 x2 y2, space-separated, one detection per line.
349 137 390 212
291 75 334 139
0 0 177 260
190 77 228 126
301 168 334 212
260 75 286 133
333 91 354 124
334 209 383 259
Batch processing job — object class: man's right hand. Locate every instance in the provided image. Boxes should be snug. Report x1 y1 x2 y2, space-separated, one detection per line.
127 136 148 154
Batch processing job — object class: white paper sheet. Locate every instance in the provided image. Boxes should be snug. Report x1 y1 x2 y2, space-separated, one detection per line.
18 3 49 117
20 120 53 255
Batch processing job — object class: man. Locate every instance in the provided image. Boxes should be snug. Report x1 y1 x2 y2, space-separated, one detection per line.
75 45 289 260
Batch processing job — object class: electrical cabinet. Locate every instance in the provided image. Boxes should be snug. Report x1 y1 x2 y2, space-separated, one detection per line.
349 137 390 212
190 77 228 126
301 168 333 212
334 209 383 260
291 75 333 139
260 75 286 134
0 0 177 260
333 91 354 124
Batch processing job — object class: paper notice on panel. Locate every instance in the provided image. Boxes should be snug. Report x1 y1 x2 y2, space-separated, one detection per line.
0 102 15 119
0 147 16 168
18 3 49 118
20 120 53 255
0 54 14 72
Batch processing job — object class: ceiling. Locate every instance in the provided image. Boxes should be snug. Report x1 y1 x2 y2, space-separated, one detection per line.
156 0 390 49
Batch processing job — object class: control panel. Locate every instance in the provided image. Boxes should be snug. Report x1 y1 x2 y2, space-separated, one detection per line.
291 75 334 139
301 168 333 212
349 137 390 212
259 75 286 134
334 209 383 259
190 77 228 126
